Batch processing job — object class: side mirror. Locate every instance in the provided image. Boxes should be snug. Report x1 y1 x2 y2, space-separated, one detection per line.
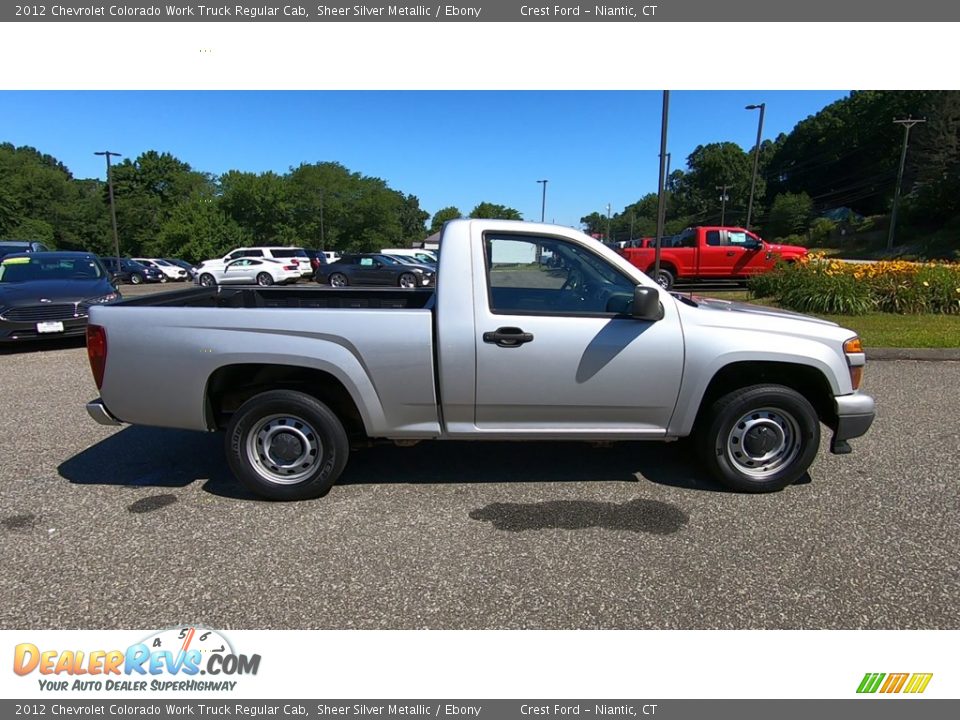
632 285 663 322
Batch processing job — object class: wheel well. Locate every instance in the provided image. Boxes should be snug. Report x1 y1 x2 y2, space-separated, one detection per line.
205 364 366 439
693 361 836 430
646 261 677 276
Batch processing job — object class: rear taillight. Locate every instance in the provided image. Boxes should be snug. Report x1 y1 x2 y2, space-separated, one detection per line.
87 324 107 390
285 265 298 271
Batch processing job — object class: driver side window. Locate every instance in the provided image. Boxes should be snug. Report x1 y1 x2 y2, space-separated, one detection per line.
485 234 635 315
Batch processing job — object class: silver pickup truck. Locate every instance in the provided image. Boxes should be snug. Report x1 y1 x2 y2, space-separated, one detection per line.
85 219 875 500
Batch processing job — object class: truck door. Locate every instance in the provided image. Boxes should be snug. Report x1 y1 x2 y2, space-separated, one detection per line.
697 229 742 277
472 232 684 436
731 230 773 275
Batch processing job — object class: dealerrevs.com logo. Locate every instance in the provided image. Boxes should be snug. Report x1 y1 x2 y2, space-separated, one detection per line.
13 627 261 692
857 673 933 694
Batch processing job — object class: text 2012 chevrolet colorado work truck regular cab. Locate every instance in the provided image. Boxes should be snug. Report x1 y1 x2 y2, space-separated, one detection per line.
84 220 874 501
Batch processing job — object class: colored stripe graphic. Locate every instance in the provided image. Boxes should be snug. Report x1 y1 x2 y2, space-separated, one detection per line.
880 673 909 693
904 673 934 694
857 673 885 693
857 672 933 694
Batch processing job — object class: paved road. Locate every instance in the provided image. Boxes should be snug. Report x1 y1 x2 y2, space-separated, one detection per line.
0 306 958 629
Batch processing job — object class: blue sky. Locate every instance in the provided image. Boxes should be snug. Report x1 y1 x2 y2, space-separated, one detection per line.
1 90 849 228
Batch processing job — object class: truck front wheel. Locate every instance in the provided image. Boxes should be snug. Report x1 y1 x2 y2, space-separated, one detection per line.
696 384 820 492
225 390 349 501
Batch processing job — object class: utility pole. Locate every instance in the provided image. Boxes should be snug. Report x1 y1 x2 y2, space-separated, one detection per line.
95 151 122 269
536 179 548 222
716 184 731 225
887 117 926 250
745 103 766 230
606 203 612 243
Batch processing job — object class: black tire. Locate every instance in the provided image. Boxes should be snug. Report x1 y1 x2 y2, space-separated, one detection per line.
199 273 217 287
225 390 349 501
256 272 274 286
696 384 820 493
652 268 674 290
329 272 348 287
130 273 143 285
159 275 168 283
398 272 417 289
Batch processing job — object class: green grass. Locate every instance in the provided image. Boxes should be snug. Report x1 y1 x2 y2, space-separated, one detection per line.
816 313 960 348
694 289 960 348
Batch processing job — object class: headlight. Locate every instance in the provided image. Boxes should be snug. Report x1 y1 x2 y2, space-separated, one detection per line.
85 292 121 305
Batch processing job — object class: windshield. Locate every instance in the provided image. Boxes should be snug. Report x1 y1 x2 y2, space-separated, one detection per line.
0 256 104 283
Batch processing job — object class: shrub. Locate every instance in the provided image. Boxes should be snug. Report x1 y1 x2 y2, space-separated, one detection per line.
809 218 837 246
748 257 960 315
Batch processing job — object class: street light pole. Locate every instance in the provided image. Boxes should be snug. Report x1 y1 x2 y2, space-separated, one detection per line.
654 90 670 285
887 117 926 250
536 179 548 222
606 203 612 243
95 151 122 268
745 103 766 230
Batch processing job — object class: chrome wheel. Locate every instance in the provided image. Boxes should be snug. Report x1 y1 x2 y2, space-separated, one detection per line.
256 272 273 286
329 273 347 287
199 274 216 287
725 407 801 479
398 273 417 289
246 414 323 486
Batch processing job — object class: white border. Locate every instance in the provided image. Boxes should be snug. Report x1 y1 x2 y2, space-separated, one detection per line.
2 17 956 702
1 23 958 90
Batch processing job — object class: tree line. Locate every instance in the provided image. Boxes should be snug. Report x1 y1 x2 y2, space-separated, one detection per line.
581 91 960 248
0 148 524 264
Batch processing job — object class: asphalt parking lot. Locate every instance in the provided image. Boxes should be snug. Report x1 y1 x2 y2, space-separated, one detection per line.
1 282 958 630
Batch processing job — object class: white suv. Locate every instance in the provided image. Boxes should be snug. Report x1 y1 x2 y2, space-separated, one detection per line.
202 247 313 278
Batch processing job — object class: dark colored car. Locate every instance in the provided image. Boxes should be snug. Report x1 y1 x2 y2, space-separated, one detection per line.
0 252 121 342
315 253 436 288
100 257 165 285
0 240 52 259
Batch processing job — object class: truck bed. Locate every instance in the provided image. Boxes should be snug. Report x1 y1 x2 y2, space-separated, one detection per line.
118 285 436 310
88 285 441 437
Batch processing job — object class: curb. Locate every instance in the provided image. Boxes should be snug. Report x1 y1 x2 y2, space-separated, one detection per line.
867 348 960 361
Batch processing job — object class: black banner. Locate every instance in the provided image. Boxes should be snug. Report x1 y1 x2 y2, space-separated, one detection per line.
5 0 960 22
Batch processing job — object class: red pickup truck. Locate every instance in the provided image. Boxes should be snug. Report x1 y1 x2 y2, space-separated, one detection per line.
621 226 807 289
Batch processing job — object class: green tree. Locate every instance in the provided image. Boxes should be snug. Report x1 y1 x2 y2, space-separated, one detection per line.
220 170 294 244
109 151 214 255
150 193 248 263
469 202 522 220
766 192 814 239
399 194 429 244
429 206 462 235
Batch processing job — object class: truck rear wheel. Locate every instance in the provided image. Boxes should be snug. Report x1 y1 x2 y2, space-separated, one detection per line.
225 390 349 501
651 268 674 290
696 384 820 493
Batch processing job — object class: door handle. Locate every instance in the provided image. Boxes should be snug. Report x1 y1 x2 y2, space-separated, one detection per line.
483 327 534 348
